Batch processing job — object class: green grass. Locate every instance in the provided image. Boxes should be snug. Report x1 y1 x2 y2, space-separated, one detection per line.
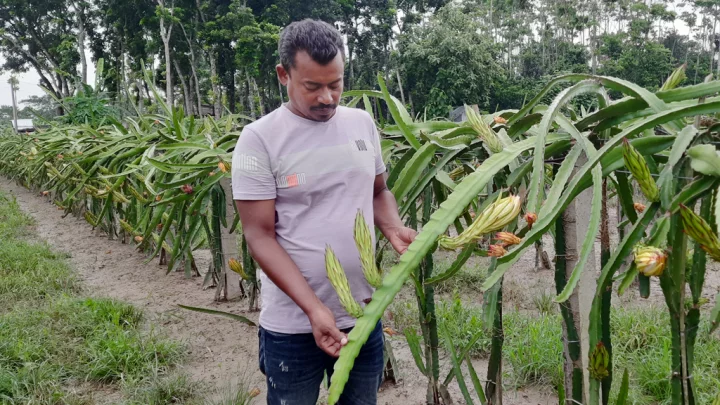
431 257 488 295
0 193 192 404
201 368 259 405
502 310 564 388
0 196 80 311
610 307 720 405
531 289 556 315
120 373 200 405
390 295 720 404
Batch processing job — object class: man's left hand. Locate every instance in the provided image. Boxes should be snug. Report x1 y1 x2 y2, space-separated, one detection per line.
385 226 418 255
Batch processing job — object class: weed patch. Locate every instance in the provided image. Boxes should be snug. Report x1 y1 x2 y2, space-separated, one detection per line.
391 295 720 404
0 193 188 404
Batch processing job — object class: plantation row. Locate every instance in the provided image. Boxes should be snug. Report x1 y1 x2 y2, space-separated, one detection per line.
1 67 720 405
0 83 259 304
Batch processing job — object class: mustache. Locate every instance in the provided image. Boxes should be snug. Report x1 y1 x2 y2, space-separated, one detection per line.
310 103 337 111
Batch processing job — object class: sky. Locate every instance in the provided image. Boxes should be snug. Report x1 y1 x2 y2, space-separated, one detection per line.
0 70 48 107
0 55 97 107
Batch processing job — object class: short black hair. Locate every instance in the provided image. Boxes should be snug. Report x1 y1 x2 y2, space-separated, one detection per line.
278 19 345 72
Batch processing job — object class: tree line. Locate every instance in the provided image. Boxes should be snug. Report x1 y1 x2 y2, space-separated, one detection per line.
1 0 719 120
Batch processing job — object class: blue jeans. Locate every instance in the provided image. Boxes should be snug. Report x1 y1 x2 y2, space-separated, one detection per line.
258 321 384 405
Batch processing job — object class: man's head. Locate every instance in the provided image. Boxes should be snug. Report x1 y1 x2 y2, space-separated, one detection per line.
277 19 345 122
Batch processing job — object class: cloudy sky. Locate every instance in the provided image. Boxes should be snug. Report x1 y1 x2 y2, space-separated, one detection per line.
0 54 98 107
0 70 48 106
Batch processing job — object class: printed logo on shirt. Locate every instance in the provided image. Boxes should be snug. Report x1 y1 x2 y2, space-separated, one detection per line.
237 154 259 172
354 139 367 152
277 173 306 188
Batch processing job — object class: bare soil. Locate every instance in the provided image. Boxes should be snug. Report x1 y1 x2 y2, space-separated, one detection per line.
3 177 717 405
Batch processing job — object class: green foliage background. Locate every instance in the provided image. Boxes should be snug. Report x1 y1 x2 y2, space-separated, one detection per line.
2 0 719 120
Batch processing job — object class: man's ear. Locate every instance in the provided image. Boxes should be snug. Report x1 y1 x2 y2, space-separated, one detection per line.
276 64 289 86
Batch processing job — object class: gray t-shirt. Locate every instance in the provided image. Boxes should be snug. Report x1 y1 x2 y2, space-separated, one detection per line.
231 104 386 334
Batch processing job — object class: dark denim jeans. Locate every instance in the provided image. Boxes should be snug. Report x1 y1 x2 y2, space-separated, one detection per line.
258 321 384 405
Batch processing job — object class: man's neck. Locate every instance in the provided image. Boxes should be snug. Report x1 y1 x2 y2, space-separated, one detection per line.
284 101 306 119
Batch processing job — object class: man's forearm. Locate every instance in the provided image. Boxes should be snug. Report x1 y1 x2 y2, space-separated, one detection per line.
373 187 404 237
245 234 324 317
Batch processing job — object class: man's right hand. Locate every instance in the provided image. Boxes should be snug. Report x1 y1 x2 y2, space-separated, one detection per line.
308 304 348 357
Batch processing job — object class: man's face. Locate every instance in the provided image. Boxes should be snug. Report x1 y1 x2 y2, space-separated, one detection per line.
277 50 344 122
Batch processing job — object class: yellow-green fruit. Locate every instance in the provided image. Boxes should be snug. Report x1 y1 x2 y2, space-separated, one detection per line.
84 211 98 226
218 161 231 173
633 244 667 277
588 342 609 381
439 194 522 249
119 219 134 234
448 166 465 180
83 186 99 197
622 138 659 202
325 246 364 318
152 234 172 252
465 105 503 153
712 391 720 405
111 190 130 204
679 204 720 262
71 162 88 176
44 162 61 175
354 210 382 288
228 258 249 280
127 185 150 203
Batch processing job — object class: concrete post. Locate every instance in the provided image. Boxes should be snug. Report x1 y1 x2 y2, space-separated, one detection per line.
574 153 597 403
559 153 597 404
219 177 243 300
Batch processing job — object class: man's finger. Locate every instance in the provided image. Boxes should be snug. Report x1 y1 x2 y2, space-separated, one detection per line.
401 227 417 239
329 327 348 346
325 341 341 357
331 343 341 355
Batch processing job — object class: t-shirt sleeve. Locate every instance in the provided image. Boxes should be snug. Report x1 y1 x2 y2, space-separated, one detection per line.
368 114 387 175
231 127 276 200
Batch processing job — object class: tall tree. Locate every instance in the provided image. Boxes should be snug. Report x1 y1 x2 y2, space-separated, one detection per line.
70 0 91 84
0 0 80 100
93 0 156 106
195 0 224 117
399 5 503 118
156 0 178 107
1 0 713 122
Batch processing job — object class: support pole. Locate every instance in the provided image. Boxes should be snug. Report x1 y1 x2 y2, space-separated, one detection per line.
219 177 243 300
9 76 19 134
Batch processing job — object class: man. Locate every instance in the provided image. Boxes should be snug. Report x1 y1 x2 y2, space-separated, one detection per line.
231 18 416 405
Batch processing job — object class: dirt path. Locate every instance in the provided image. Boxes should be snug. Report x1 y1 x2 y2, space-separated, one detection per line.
0 179 266 401
0 178 558 405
